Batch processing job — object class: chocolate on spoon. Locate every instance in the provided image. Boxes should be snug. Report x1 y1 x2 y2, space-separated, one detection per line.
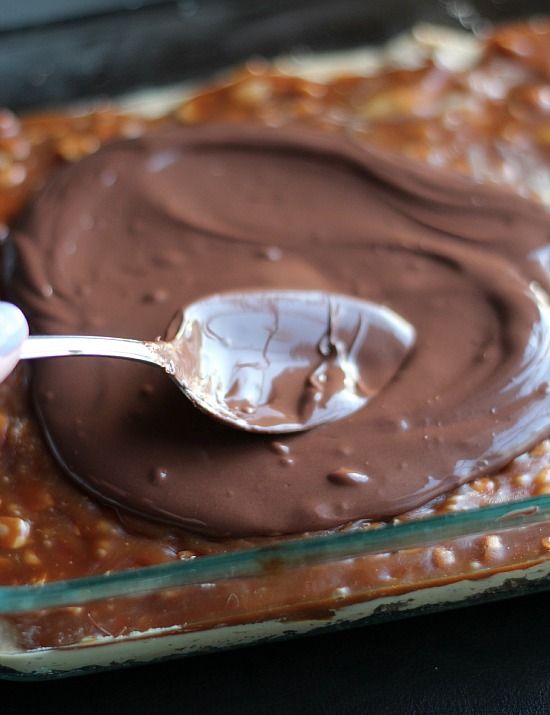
1 291 415 433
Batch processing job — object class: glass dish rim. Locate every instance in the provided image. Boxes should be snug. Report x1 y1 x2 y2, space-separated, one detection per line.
1 492 549 615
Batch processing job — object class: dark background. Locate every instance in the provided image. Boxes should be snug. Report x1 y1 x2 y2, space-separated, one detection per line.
0 0 546 109
2 1 550 712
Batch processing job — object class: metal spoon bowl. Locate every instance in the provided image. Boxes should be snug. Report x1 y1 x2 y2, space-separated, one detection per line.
1 291 415 433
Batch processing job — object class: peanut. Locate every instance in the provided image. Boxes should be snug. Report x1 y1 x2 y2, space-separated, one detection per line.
0 516 30 549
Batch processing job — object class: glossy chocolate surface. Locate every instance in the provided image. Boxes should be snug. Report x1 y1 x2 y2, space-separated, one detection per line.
10 122 550 536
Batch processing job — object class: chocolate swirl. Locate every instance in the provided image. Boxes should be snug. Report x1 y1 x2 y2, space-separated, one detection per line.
10 123 550 536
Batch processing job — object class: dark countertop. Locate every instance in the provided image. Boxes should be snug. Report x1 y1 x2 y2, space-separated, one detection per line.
1 0 540 110
3 590 550 715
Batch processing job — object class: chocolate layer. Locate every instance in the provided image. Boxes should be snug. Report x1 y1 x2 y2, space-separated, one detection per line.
10 123 550 536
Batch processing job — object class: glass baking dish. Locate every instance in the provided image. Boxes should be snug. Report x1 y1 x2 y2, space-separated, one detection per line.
2 494 550 679
2 0 550 681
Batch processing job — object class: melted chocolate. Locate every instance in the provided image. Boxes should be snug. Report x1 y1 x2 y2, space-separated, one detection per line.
10 123 550 536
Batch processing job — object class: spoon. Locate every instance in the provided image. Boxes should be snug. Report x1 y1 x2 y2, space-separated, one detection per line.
0 291 415 433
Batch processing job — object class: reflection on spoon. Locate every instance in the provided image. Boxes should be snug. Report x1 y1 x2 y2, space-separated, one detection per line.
161 291 415 432
3 291 415 433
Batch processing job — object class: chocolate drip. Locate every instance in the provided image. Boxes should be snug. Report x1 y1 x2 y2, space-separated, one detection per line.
10 123 550 536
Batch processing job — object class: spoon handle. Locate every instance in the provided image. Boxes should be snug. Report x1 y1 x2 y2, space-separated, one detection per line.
0 302 29 382
20 335 162 367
